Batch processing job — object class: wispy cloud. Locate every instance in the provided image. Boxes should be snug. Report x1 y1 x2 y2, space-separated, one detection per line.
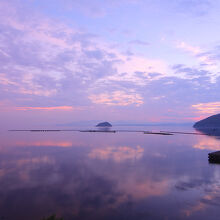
175 41 220 82
89 90 144 106
0 1 168 111
192 102 220 114
15 106 76 111
176 41 202 55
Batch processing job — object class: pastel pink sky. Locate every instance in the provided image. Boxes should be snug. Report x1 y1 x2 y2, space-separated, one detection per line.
0 0 220 127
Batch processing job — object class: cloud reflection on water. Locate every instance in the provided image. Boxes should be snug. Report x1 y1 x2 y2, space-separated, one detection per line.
16 141 73 147
193 137 220 151
181 181 220 218
89 145 144 162
0 130 220 220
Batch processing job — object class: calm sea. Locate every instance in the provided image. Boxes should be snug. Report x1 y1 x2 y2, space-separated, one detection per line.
0 125 219 220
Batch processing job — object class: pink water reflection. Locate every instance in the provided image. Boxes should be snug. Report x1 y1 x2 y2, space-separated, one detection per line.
0 128 219 220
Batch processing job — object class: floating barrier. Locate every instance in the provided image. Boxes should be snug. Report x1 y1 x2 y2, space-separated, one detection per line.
79 130 116 133
144 132 173 135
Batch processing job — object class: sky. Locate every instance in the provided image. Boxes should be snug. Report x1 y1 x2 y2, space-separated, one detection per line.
0 0 220 127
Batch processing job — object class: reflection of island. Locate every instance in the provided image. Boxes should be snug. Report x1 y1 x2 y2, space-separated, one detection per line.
194 127 220 137
193 114 220 137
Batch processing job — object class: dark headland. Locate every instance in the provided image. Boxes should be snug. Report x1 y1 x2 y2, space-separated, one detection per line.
194 114 220 163
193 113 220 137
193 113 220 128
96 122 112 127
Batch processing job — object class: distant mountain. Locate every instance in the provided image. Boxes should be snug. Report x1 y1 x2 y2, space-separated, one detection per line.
193 114 220 128
57 120 100 127
114 122 193 126
96 122 112 127
57 120 193 127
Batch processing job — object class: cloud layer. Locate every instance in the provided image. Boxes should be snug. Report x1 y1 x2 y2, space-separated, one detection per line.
0 0 220 123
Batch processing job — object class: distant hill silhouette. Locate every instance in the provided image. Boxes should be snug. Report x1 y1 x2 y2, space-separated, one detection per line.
96 122 112 127
193 114 220 128
193 114 220 137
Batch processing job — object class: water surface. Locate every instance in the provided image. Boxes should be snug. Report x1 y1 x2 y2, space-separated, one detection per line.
0 126 219 220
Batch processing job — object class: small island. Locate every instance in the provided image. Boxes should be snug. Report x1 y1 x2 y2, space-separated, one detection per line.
96 122 112 127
